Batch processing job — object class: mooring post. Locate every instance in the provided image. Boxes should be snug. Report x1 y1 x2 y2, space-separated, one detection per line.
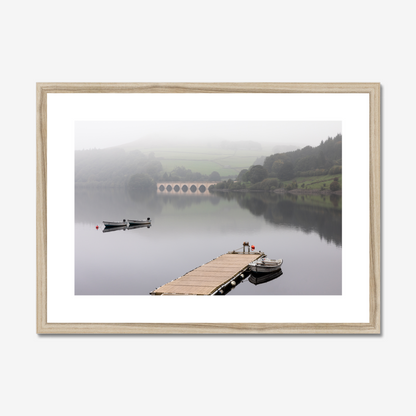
243 241 250 254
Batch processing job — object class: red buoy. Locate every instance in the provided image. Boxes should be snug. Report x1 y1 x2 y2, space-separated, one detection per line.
96 225 99 229
251 245 255 250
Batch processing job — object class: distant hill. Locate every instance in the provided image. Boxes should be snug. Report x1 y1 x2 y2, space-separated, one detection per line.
221 140 262 150
104 140 270 177
75 136 340 189
75 139 268 188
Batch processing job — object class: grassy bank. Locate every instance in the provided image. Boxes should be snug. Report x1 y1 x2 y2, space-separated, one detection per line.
210 173 342 195
282 174 342 190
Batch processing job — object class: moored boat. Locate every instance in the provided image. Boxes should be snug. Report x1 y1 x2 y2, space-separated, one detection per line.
127 218 151 226
103 219 127 228
248 257 283 274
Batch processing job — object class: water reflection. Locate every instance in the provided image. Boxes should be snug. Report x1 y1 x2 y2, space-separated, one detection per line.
212 191 342 247
75 187 342 295
102 225 127 233
76 188 342 246
213 268 284 295
127 224 151 230
249 269 283 285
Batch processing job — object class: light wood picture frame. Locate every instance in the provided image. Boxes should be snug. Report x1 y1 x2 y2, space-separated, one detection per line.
37 83 380 334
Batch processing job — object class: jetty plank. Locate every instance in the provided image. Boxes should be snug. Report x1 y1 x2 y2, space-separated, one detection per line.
152 252 263 295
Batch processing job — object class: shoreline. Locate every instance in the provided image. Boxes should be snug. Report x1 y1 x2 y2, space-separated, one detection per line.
210 188 342 196
276 188 342 196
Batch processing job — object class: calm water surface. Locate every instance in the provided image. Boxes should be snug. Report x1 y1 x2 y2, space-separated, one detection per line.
75 188 342 295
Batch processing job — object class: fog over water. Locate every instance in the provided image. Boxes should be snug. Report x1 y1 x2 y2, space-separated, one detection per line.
75 188 342 296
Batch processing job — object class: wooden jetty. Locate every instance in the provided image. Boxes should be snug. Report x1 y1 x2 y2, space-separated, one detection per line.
151 252 264 295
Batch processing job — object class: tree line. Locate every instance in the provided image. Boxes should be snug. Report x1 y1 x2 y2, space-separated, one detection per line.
210 134 342 192
263 133 342 179
75 134 341 192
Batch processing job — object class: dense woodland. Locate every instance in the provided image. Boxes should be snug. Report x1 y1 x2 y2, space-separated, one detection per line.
263 133 342 178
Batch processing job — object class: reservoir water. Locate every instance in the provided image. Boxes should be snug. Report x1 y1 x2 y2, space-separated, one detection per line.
75 187 342 296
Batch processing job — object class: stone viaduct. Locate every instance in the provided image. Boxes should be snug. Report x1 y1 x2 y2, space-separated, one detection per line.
156 182 218 194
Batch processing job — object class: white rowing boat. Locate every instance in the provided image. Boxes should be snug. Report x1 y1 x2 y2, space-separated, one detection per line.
249 257 283 274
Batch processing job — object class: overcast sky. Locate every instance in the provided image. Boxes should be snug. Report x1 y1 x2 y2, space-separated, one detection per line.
75 121 341 150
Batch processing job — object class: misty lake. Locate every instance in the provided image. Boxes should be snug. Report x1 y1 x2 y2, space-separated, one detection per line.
75 187 342 296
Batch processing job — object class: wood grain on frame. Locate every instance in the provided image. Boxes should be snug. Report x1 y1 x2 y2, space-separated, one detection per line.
36 83 380 334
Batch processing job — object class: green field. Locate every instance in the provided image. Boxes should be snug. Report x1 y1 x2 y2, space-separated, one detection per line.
140 146 270 176
283 174 342 190
160 160 237 176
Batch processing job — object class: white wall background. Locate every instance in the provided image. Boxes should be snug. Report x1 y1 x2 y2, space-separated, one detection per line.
1 1 412 415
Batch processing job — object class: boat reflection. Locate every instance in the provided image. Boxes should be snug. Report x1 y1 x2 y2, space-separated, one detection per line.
102 225 127 233
127 224 151 230
248 269 283 285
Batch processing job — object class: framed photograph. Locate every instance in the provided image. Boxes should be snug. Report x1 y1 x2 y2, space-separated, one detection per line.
37 83 380 334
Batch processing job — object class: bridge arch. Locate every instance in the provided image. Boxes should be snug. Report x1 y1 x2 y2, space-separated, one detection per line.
157 181 218 194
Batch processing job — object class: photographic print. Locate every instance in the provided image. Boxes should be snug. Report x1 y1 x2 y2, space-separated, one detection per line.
75 120 342 297
37 83 380 334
